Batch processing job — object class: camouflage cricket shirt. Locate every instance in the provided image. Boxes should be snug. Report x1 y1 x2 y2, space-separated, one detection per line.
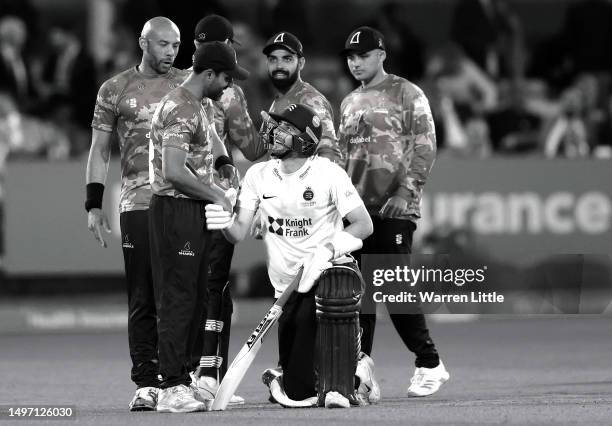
269 78 341 160
91 66 186 212
204 85 264 161
150 86 214 199
338 74 437 220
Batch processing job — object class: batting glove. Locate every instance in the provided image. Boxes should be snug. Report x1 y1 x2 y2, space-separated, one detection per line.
298 245 333 293
205 204 235 230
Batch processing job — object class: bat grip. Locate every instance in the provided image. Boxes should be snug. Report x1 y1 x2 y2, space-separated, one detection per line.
275 268 303 308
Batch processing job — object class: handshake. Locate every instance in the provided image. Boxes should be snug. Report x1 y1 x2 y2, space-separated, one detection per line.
205 201 236 230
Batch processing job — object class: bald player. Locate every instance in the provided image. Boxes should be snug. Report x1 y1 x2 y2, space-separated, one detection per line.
86 17 186 411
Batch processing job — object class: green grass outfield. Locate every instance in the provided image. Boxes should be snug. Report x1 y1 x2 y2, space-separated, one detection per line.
1 307 611 425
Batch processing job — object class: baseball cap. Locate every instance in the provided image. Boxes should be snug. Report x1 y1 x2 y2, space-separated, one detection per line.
269 104 322 142
341 26 385 56
262 31 303 57
194 14 239 44
193 41 249 80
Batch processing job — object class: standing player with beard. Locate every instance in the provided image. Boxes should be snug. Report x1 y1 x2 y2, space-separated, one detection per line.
187 15 263 405
148 41 249 413
262 31 341 162
86 17 185 411
258 31 380 405
338 26 450 398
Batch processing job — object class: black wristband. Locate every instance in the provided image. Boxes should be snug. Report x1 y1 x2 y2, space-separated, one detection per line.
214 155 233 171
85 183 105 212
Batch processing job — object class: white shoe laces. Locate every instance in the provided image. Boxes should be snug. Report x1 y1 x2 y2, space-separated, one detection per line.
172 385 196 402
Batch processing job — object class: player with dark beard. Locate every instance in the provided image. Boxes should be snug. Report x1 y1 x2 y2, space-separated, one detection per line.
188 14 263 407
262 31 340 161
149 41 249 413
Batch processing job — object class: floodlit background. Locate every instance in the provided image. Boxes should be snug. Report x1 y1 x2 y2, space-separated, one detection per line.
0 1 611 424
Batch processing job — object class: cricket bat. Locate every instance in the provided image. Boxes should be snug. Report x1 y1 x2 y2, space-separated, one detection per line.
211 269 303 410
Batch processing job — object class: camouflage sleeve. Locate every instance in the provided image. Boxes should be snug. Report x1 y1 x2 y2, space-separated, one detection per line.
223 86 265 161
91 78 120 133
336 97 350 169
395 86 437 206
160 104 197 153
301 93 341 162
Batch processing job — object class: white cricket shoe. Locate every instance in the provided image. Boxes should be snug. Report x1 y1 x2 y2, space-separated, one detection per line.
324 391 350 409
193 375 245 405
406 360 450 397
355 353 381 404
156 384 207 413
128 386 158 411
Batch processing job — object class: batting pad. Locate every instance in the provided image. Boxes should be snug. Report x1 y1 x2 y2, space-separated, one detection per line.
315 264 364 407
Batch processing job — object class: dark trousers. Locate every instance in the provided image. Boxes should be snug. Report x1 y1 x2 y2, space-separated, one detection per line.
355 216 440 368
277 288 318 401
149 195 211 389
120 210 158 388
191 230 235 378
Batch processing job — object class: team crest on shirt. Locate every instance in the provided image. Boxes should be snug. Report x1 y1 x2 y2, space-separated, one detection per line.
303 187 314 200
301 186 316 207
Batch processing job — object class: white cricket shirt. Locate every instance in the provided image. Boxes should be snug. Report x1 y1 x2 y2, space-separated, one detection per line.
239 156 364 296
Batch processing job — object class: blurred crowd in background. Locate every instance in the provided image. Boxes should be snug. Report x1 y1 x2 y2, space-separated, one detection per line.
1 0 612 163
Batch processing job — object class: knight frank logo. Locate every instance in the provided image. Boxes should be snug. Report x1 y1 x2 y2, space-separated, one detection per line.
179 241 195 257
268 216 313 237
122 234 134 249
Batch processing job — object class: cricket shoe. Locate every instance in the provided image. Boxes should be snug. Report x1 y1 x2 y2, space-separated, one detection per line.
156 384 207 413
262 367 283 404
262 368 317 408
324 391 350 409
406 360 450 397
193 375 245 405
128 386 158 411
355 352 381 404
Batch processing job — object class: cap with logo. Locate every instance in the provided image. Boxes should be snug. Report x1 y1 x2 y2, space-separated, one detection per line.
194 14 239 44
269 104 322 155
262 31 303 57
193 41 249 80
341 26 386 56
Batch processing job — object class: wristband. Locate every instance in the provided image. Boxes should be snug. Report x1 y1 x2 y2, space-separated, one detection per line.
85 182 104 212
214 155 233 171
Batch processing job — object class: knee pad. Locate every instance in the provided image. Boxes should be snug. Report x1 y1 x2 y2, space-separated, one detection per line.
315 264 364 406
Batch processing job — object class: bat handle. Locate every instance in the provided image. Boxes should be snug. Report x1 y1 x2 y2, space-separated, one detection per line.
275 268 303 308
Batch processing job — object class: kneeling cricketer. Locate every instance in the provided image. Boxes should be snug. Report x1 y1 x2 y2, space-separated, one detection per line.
206 103 377 408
